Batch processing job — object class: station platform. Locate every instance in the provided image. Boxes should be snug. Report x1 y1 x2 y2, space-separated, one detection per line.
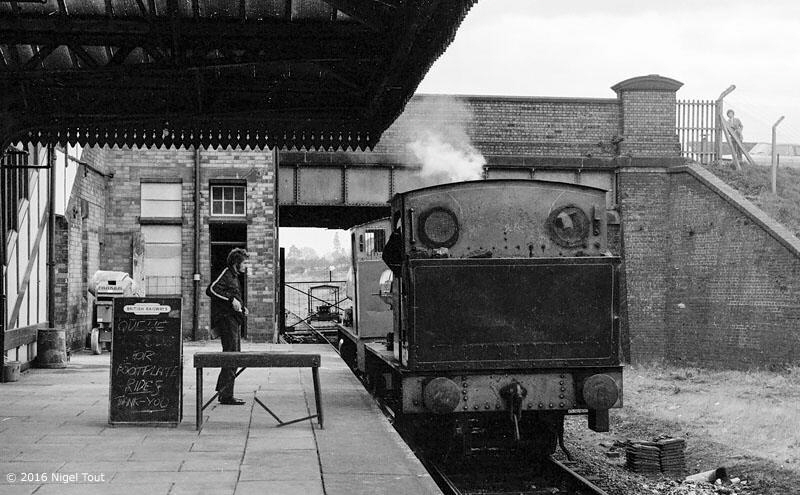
0 342 442 495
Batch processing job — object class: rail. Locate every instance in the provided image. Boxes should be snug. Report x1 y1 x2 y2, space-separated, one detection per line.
421 454 609 495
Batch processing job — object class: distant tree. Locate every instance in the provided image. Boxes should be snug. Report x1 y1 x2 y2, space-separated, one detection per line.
333 232 342 255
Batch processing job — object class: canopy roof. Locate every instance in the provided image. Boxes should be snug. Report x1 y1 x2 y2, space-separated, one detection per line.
0 0 476 150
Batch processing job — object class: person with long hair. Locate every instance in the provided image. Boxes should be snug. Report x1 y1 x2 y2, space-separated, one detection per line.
206 248 249 405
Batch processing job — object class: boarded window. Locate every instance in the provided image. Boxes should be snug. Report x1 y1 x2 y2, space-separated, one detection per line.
141 182 182 218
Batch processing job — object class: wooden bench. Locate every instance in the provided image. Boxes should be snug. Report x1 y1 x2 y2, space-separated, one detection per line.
193 351 323 430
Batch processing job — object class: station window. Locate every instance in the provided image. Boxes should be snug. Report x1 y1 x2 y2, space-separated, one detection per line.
210 185 246 216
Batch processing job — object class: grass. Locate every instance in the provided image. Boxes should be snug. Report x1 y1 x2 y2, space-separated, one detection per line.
622 364 800 467
566 363 800 494
702 161 800 237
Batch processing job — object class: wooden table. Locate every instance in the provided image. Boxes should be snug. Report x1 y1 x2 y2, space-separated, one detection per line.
193 351 323 430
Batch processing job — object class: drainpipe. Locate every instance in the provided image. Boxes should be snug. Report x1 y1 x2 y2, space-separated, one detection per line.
273 148 281 343
192 148 201 340
47 144 56 329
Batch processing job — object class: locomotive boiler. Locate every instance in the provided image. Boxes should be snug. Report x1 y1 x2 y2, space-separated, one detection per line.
342 179 623 455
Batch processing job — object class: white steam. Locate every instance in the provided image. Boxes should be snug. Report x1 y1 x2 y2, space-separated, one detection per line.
408 132 485 182
402 96 486 184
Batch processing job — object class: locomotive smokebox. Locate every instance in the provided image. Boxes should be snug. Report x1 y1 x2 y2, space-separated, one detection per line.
423 377 461 414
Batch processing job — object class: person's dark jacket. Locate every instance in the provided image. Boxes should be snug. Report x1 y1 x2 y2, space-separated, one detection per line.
381 230 403 277
206 267 245 325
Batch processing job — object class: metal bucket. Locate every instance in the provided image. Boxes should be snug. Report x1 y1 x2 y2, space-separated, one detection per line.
3 361 21 382
36 328 67 369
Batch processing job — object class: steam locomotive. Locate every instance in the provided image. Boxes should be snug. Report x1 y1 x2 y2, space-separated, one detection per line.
338 179 622 455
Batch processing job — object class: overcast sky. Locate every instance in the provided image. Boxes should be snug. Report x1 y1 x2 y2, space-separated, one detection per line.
282 1 800 252
417 0 800 144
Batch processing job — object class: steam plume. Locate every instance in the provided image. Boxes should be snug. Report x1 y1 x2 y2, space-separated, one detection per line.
408 131 485 182
400 96 486 184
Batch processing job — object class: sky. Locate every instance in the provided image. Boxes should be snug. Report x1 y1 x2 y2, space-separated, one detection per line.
282 0 800 253
417 0 800 144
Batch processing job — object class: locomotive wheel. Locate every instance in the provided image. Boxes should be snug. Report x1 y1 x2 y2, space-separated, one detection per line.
90 328 102 355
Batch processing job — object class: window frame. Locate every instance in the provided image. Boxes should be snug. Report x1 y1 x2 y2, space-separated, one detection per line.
209 184 247 217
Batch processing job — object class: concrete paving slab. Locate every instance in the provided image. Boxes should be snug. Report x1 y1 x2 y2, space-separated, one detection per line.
244 435 316 451
0 484 40 495
1 460 66 471
241 449 318 472
13 446 133 462
324 473 442 495
238 458 320 481
179 459 242 472
59 460 182 472
169 481 238 495
0 343 441 495
234 479 324 495
191 437 249 452
246 426 314 439
33 482 172 495
111 470 239 484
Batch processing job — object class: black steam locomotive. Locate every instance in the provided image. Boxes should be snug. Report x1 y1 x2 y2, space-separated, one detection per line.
338 179 622 455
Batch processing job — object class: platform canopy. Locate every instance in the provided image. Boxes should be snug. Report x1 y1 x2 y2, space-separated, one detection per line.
0 0 476 151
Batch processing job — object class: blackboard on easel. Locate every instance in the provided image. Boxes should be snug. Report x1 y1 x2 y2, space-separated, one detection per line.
109 297 182 426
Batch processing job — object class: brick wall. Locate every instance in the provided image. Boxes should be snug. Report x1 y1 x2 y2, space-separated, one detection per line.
664 165 800 368
200 149 276 342
617 168 672 362
613 75 683 158
90 146 277 342
54 148 111 350
375 95 622 158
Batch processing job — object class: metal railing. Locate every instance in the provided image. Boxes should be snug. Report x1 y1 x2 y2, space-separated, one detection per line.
676 99 717 164
283 280 350 330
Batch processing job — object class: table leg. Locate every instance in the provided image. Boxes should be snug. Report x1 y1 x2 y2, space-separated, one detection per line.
312 366 323 428
196 367 203 430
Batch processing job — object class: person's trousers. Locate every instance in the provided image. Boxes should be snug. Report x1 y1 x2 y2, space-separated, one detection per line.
214 315 241 399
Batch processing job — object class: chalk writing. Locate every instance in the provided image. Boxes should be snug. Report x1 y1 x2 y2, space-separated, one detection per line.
115 318 167 333
109 297 182 425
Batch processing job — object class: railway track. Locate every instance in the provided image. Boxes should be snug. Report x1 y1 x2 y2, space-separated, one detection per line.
422 452 609 495
331 336 610 495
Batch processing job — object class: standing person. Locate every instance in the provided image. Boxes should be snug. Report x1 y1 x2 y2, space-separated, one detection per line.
206 248 249 405
726 109 744 161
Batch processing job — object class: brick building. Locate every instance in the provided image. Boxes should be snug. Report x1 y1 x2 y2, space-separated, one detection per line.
55 148 278 345
41 74 799 368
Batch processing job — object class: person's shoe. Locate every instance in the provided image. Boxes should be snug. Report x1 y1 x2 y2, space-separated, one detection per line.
218 397 245 405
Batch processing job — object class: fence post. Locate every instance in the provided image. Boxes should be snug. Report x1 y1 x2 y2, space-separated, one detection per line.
715 85 736 162
771 116 785 194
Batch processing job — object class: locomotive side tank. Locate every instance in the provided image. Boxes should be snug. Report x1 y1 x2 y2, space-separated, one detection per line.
362 179 622 454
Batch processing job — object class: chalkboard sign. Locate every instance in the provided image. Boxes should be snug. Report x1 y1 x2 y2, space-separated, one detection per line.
109 297 182 426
